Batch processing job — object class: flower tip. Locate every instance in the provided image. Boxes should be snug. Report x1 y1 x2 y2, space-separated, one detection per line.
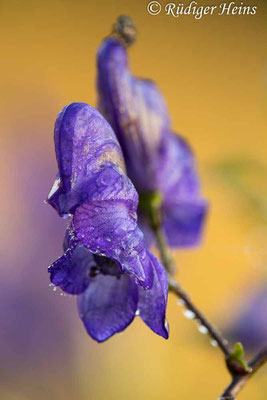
112 15 137 46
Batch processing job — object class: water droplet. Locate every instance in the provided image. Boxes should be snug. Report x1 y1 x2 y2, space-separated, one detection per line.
53 287 57 292
198 325 208 335
177 299 185 307
135 310 140 316
210 339 218 347
47 177 60 199
164 318 169 332
48 283 53 287
183 309 195 319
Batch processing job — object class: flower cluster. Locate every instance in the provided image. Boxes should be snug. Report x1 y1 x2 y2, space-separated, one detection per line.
47 16 207 342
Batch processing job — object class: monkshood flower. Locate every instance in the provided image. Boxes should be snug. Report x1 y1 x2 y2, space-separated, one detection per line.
227 283 267 352
47 102 169 342
97 16 207 248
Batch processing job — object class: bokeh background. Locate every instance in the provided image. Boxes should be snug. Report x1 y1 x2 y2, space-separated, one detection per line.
0 0 266 399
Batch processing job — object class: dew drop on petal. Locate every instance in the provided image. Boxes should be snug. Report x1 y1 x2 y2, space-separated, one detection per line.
53 287 57 292
135 309 140 316
164 318 169 332
47 177 60 200
177 299 185 307
183 309 195 319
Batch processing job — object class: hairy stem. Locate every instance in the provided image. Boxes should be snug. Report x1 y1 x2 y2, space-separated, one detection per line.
151 221 231 356
219 347 267 399
168 277 232 356
149 205 266 397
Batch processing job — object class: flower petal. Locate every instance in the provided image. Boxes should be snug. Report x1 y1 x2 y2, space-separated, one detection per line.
137 135 208 248
156 135 198 200
97 37 170 192
97 38 207 249
227 284 267 351
47 102 125 215
138 252 169 339
163 200 207 247
158 134 207 247
48 242 95 295
78 273 138 342
73 199 153 289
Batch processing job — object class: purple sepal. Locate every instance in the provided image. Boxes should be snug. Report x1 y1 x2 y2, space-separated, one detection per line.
97 38 208 249
48 242 94 295
78 273 138 342
97 37 170 193
76 251 169 342
159 135 208 247
47 102 125 216
73 199 153 289
227 284 267 352
138 252 169 339
163 200 207 247
138 135 208 248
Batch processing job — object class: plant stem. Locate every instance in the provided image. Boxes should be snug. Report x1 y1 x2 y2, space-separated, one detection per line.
150 207 267 398
219 346 267 399
153 220 175 275
152 221 231 357
168 277 231 357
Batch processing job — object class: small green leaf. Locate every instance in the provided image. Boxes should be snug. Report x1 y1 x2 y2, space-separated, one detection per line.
226 342 252 376
232 342 244 359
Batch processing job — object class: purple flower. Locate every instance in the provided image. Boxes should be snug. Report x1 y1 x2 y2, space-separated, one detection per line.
227 283 267 352
47 102 168 342
97 25 207 248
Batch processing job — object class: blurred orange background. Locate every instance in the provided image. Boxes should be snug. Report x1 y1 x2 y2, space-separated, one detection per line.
0 0 266 399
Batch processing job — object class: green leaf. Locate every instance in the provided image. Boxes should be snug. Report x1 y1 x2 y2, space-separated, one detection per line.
226 342 252 376
232 342 244 359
